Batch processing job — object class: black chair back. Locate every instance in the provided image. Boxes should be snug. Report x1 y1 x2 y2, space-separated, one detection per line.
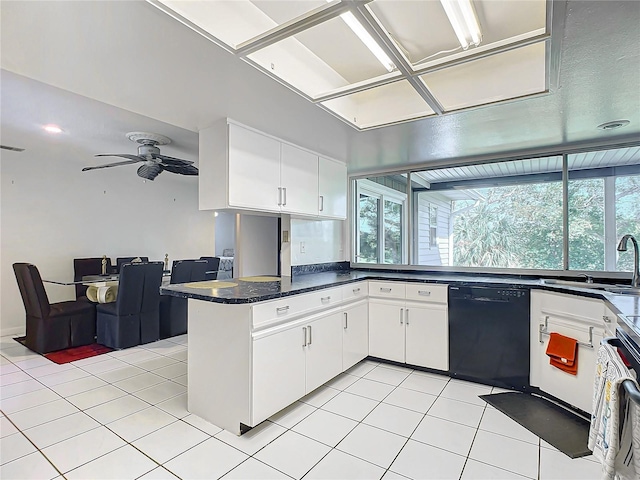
73 257 112 299
115 262 163 316
13 263 50 319
199 256 221 280
115 257 149 274
169 259 212 284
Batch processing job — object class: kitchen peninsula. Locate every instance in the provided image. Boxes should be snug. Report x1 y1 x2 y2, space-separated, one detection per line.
161 270 640 435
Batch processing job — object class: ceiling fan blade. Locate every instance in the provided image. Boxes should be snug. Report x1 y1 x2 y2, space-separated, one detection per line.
137 163 162 180
161 163 199 176
154 153 195 165
82 159 142 171
95 153 144 162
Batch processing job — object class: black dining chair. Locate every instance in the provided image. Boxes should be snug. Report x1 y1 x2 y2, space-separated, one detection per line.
96 261 163 349
159 259 211 339
114 257 149 274
13 263 96 354
199 256 221 280
73 257 113 300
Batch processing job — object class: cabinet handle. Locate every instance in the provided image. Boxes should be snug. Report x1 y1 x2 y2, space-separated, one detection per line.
321 296 331 303
344 312 348 329
353 287 361 294
302 327 307 347
277 187 282 206
406 309 409 326
380 287 392 293
282 187 287 206
308 325 312 345
276 306 290 314
319 195 324 212
400 308 404 324
603 315 611 323
418 290 431 296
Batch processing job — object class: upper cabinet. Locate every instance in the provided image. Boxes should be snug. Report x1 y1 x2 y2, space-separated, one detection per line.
199 119 347 220
318 157 347 220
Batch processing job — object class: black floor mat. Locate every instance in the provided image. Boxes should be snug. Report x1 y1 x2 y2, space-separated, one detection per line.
480 392 592 459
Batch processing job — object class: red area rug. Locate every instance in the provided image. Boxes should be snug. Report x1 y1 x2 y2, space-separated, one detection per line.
13 337 113 364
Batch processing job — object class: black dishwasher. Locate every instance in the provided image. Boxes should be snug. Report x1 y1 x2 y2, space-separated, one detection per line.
448 285 530 391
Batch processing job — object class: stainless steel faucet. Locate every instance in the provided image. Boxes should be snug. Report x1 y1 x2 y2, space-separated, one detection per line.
617 234 640 288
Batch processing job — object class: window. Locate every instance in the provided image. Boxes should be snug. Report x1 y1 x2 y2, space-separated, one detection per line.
356 177 407 264
429 205 438 248
354 145 640 274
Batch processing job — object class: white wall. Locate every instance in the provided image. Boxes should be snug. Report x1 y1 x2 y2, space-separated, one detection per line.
215 212 236 256
1 145 215 336
236 215 278 277
291 219 346 266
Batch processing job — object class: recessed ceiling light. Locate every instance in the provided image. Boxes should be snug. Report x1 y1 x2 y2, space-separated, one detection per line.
43 124 64 134
597 120 630 130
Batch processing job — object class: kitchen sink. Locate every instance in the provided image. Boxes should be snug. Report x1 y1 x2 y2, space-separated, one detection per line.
541 279 640 295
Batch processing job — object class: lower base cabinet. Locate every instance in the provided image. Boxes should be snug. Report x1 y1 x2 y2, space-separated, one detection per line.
252 309 344 425
369 298 449 370
342 300 369 371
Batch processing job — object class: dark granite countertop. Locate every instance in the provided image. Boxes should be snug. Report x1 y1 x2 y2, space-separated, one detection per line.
161 270 640 349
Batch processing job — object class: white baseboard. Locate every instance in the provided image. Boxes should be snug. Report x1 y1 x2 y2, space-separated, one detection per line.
1 326 25 338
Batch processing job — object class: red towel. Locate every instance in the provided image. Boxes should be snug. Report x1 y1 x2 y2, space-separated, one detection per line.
546 332 579 375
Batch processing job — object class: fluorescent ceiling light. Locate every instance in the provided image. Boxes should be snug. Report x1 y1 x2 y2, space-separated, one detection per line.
326 1 395 72
440 0 482 50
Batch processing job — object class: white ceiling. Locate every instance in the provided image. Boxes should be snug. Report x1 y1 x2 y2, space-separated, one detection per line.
1 0 639 176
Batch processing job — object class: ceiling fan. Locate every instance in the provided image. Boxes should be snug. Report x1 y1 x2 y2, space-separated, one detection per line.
82 132 198 180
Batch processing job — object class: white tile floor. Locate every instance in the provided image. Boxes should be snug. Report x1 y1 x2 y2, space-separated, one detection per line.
0 334 604 479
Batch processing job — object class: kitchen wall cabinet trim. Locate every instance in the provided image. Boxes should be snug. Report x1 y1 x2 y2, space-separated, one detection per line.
199 119 346 219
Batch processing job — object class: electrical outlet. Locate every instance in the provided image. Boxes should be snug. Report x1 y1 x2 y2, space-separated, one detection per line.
300 241 306 253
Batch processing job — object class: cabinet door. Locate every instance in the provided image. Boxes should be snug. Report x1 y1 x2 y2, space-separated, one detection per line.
305 311 343 393
228 123 281 212
318 157 347 219
535 314 603 413
405 303 448 370
252 325 306 425
280 143 319 216
343 302 369 371
369 300 405 363
602 306 618 337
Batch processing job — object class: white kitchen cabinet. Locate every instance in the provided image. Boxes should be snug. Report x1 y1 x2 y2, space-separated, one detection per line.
368 282 449 370
318 156 347 219
227 123 282 211
603 305 618 337
530 290 606 413
199 119 346 219
280 143 319 216
369 299 406 363
252 308 343 425
342 300 369 371
405 302 449 371
305 311 343 392
252 322 306 425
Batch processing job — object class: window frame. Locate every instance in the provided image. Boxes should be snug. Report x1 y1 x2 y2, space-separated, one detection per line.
355 179 408 264
350 143 640 280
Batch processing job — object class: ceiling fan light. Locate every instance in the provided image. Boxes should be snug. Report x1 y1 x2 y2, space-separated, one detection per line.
339 11 396 72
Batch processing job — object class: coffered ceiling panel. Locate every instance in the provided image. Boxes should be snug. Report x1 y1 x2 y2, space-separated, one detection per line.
421 42 547 112
158 0 326 49
322 80 435 129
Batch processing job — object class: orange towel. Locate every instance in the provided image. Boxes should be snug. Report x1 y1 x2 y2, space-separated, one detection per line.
546 332 579 375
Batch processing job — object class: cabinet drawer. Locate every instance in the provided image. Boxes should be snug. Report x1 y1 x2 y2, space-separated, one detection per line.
252 287 342 328
368 281 405 299
405 283 448 304
342 282 367 301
